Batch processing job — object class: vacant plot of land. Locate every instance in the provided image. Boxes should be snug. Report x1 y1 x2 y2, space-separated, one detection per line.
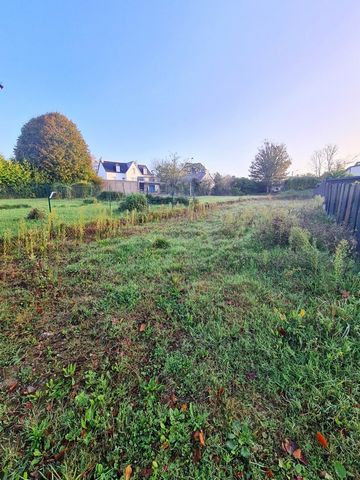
0 196 241 236
0 199 359 479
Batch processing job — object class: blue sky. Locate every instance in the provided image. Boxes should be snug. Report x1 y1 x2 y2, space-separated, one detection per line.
1 0 360 176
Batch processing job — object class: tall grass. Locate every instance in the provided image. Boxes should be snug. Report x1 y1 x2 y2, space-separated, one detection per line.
1 202 214 261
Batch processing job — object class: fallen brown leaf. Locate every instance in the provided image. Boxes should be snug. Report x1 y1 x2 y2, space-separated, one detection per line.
181 403 188 412
124 464 132 480
293 448 308 465
7 380 18 392
316 431 328 449
194 430 205 447
139 323 146 332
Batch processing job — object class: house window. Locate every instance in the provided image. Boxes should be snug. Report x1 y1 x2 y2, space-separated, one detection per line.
143 167 147 174
115 165 120 173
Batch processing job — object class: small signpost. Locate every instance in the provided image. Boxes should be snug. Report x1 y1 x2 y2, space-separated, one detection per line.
48 191 57 213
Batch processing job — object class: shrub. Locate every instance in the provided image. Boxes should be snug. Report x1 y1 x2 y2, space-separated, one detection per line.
71 182 96 198
297 200 356 253
97 191 125 202
253 209 297 247
289 226 312 252
26 208 45 220
83 197 97 205
175 196 190 206
284 175 319 191
52 183 72 199
118 193 148 212
152 238 170 249
146 195 189 206
0 155 51 198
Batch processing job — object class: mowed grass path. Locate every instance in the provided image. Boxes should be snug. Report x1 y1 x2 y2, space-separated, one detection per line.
0 196 241 236
0 199 359 479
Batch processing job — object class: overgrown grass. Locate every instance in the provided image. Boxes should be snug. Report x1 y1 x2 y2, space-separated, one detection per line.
0 198 359 479
0 196 241 236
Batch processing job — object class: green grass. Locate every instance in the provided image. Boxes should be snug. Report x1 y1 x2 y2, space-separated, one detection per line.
0 198 112 235
0 198 359 479
0 196 241 236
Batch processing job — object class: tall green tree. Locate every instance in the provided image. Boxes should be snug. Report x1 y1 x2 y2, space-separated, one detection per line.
14 112 95 183
249 140 291 192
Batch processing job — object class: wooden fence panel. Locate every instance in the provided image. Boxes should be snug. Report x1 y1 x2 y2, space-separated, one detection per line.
344 184 355 225
338 183 350 223
315 176 360 249
349 184 360 230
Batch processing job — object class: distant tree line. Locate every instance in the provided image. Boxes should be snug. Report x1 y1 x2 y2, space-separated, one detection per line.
1 114 355 199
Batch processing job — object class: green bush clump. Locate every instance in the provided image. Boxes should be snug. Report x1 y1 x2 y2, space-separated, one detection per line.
284 175 319 191
26 208 45 220
0 154 51 198
71 182 98 198
97 191 125 201
83 197 98 205
118 193 148 212
146 195 189 206
52 183 72 199
288 226 312 252
253 209 297 247
152 238 170 249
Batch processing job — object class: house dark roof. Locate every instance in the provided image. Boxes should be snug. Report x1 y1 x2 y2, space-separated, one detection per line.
100 161 152 175
101 161 130 173
138 164 151 175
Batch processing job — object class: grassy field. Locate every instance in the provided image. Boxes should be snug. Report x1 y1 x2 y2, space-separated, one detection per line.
0 196 241 236
0 198 359 479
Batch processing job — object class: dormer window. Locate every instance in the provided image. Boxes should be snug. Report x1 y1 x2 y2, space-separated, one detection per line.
115 164 120 173
143 167 147 174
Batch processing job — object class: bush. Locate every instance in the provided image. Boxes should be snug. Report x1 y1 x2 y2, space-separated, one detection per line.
297 200 357 253
97 191 125 202
146 194 189 206
118 193 148 212
26 208 45 220
83 197 98 205
52 183 72 199
284 175 319 191
71 182 97 198
289 226 312 252
0 155 51 198
253 208 298 247
152 238 170 249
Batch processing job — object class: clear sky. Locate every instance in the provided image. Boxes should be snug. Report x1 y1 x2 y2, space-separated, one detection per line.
1 0 360 176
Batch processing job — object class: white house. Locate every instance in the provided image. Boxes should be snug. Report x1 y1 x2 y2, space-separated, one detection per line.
345 161 360 176
97 161 160 193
